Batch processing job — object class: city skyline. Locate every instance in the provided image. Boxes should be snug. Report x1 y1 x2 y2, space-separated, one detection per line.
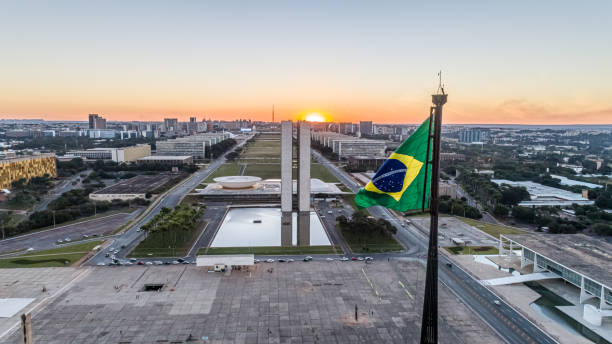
1 1 611 124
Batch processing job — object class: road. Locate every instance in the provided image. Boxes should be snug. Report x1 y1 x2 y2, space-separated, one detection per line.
37 169 93 211
86 137 251 265
311 150 557 344
0 211 140 254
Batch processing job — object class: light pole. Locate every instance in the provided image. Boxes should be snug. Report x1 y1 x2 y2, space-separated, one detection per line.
53 210 56 229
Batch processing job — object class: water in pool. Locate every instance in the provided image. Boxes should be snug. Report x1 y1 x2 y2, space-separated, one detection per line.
211 207 331 247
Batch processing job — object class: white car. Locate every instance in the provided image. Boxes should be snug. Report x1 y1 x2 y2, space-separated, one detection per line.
325 257 334 261
145 261 153 265
57 239 63 244
287 258 294 263
26 247 34 252
153 261 163 265
96 262 106 266
64 237 71 242
265 259 275 263
340 257 349 261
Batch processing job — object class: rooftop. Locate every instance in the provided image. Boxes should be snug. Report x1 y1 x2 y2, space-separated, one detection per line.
91 174 176 195
491 179 593 206
138 155 192 160
504 233 612 287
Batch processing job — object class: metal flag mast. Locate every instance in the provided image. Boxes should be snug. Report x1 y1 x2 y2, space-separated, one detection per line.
419 71 447 344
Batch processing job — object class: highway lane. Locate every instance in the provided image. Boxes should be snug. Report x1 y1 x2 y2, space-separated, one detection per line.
311 149 558 344
86 137 251 265
0 211 139 254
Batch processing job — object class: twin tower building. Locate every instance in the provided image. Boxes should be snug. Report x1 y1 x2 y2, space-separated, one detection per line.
280 120 311 246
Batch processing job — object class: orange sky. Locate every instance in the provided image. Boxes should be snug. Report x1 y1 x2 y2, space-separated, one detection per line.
1 2 611 125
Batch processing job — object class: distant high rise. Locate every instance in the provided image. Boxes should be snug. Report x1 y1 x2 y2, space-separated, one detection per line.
189 117 196 123
459 129 487 143
359 121 373 135
163 118 179 133
88 114 107 129
338 122 355 134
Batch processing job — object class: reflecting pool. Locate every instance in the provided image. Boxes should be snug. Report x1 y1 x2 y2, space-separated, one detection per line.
211 207 331 247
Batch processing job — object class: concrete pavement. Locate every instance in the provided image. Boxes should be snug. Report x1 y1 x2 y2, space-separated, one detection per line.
311 149 557 344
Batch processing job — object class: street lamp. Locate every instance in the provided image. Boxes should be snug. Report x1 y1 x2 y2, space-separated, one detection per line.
53 210 56 229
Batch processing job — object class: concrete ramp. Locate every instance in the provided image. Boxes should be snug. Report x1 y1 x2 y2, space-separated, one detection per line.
481 272 559 286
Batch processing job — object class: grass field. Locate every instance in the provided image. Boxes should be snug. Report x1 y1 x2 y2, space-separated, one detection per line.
128 221 206 258
457 217 525 238
0 240 103 268
340 229 403 253
241 139 282 158
444 246 499 255
200 245 336 255
242 163 339 182
204 163 241 182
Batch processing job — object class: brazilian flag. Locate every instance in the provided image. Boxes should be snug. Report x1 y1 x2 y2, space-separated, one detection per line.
355 117 432 211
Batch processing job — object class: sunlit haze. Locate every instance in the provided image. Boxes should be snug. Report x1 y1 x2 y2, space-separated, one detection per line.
1 1 611 124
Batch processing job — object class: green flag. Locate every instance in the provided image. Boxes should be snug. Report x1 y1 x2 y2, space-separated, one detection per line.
355 117 432 211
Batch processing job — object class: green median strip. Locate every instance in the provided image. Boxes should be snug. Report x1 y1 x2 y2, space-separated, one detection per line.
0 240 104 268
456 217 525 238
444 246 499 255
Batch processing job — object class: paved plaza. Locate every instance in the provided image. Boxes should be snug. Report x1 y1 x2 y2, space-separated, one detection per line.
2 261 502 344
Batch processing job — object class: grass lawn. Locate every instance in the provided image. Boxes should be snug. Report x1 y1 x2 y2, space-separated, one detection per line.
337 184 352 193
128 220 206 258
341 195 358 211
311 163 339 183
0 240 104 268
200 245 336 255
204 163 242 182
457 217 525 238
444 246 499 255
244 164 281 179
340 228 403 253
242 163 340 182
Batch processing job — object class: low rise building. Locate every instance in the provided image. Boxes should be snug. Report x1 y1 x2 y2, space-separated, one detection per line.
156 133 231 158
311 132 386 159
66 144 151 163
137 155 193 166
491 179 593 207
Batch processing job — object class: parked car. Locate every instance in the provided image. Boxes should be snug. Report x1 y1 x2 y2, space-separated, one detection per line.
278 258 286 262
303 256 313 262
265 259 275 263
340 257 349 261
325 257 334 261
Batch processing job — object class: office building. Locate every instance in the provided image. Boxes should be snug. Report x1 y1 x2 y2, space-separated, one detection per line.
359 121 373 135
459 129 487 143
163 118 179 133
156 133 230 158
66 144 151 163
88 114 107 129
137 156 193 166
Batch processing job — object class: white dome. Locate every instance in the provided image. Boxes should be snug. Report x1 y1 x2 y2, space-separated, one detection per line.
214 176 261 189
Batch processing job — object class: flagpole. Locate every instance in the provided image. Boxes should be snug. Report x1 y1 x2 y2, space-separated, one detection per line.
419 84 447 344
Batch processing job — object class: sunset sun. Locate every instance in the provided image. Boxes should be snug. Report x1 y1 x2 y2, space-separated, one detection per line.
304 112 326 122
